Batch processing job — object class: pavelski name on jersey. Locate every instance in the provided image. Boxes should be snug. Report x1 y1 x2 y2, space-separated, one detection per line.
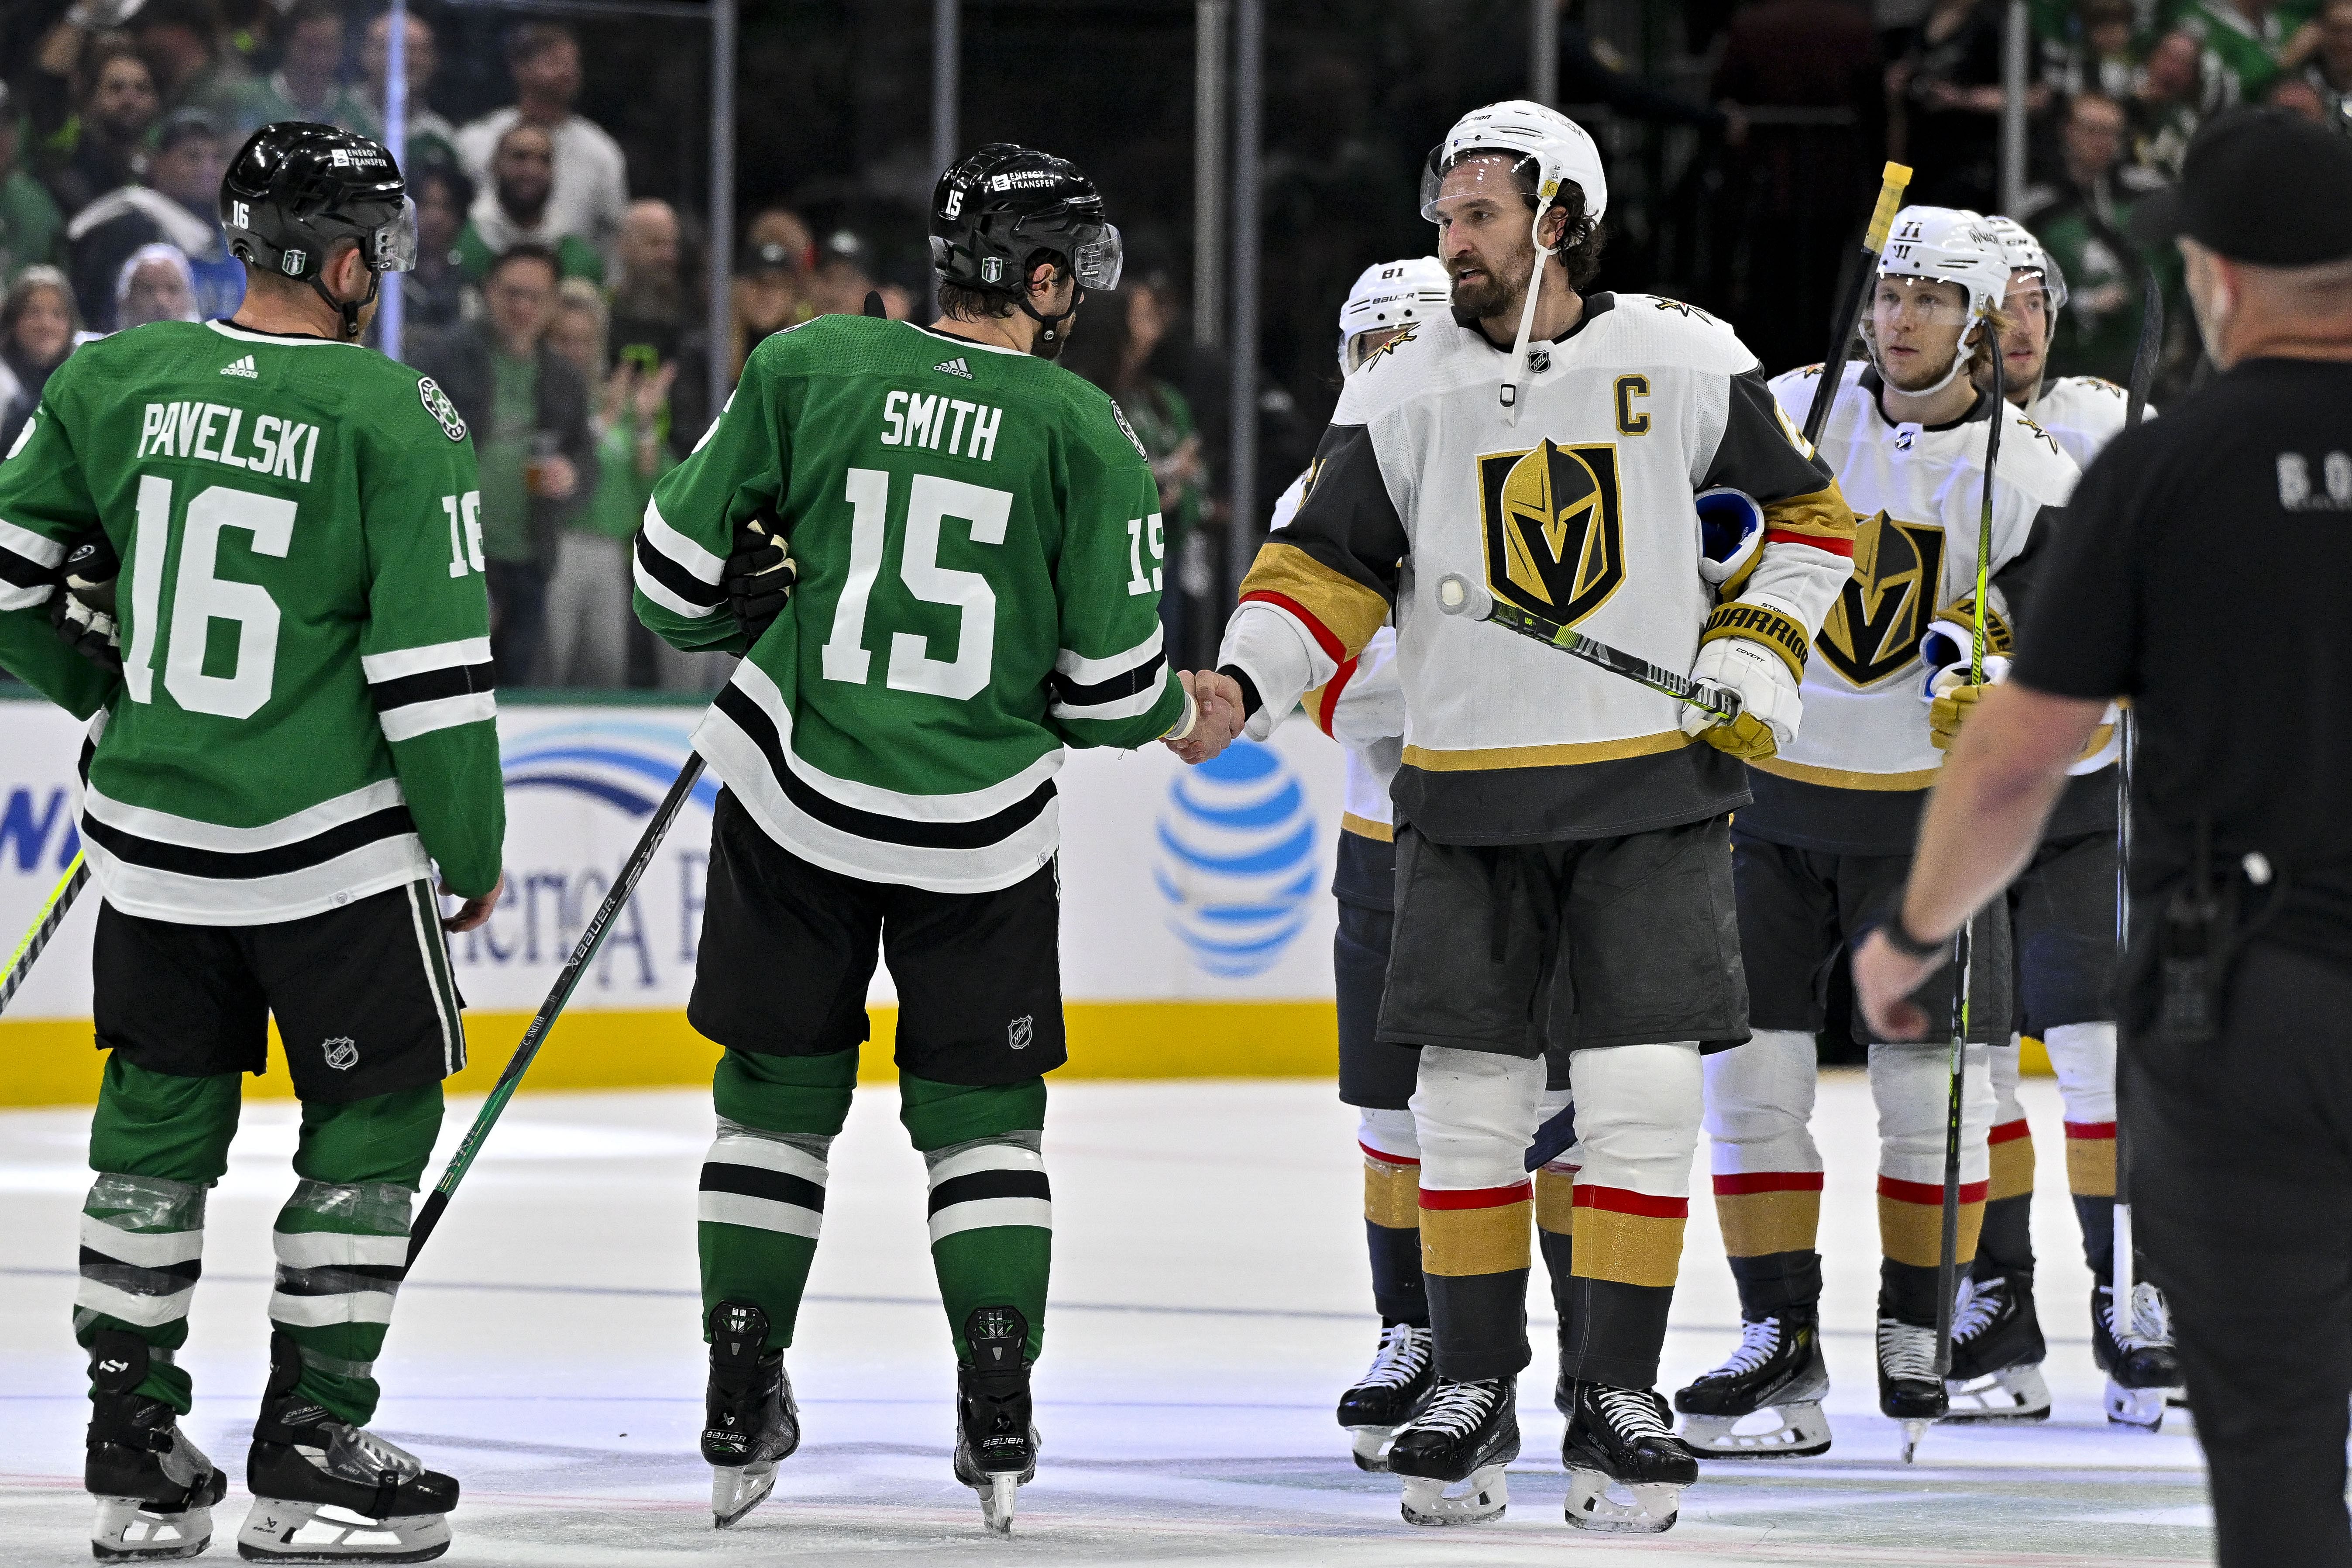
134 400 321 480
1220 292 1857 845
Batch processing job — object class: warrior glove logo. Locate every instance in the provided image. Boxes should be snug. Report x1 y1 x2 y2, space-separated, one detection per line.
1475 438 1626 627
1819 511 1946 687
321 1036 359 1071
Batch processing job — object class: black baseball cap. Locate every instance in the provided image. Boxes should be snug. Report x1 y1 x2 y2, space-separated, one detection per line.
2133 108 2352 265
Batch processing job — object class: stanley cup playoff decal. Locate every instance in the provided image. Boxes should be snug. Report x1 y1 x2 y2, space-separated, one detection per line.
1476 439 1626 627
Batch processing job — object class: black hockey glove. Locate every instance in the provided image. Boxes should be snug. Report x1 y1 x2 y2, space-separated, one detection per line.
49 530 122 674
724 514 796 647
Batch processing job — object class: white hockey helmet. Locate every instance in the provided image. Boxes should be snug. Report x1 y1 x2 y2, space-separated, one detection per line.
1418 99 1608 226
1979 213 2069 310
1337 256 1450 370
1877 205 2009 326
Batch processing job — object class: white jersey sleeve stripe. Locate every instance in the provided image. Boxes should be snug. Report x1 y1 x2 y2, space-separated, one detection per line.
361 637 494 683
0 516 67 568
641 498 726 584
1053 623 1163 684
378 691 497 744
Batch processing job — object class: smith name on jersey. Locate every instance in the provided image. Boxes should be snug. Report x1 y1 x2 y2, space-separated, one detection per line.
1740 360 2080 854
633 314 1183 894
1222 293 1858 843
0 320 504 923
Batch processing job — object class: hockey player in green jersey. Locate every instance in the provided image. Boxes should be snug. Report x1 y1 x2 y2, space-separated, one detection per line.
634 142 1235 1535
0 124 504 1563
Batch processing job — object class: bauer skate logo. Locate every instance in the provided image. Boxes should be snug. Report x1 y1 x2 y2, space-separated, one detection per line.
321 1036 359 1071
1475 438 1625 627
1008 1015 1033 1051
417 378 468 442
1819 511 1946 687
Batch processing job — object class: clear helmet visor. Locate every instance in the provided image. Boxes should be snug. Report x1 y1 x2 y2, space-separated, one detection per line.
1419 149 1536 224
1070 221 1123 292
367 199 418 274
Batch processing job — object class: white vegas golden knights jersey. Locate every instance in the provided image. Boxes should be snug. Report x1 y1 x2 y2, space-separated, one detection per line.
1222 293 1856 845
2026 374 2157 473
1739 360 2081 854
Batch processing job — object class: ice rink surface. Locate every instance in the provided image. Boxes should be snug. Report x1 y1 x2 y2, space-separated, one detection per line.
1 1069 2219 1566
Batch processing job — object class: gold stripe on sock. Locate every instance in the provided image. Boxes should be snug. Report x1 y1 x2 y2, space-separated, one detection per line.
1420 1201 1533 1277
1364 1158 1419 1229
2066 1135 2117 1198
1535 1169 1575 1235
1570 1206 1686 1289
1716 1189 1821 1259
1878 1195 1987 1269
1989 1136 2036 1202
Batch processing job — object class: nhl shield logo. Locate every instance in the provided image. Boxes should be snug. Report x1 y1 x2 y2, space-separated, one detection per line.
1008 1015 1033 1052
1819 511 1947 687
321 1037 359 1072
1475 439 1626 627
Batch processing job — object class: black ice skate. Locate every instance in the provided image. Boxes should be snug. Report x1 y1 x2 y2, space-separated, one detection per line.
952 1306 1038 1537
86 1332 228 1561
2094 1282 2184 1431
1384 1376 1517 1526
1672 1312 1832 1458
1876 1317 1946 1463
1335 1322 1435 1471
702 1302 800 1528
1558 1379 1696 1533
238 1334 458 1563
1942 1274 2051 1423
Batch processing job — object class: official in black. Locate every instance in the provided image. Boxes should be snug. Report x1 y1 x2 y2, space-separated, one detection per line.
1853 108 2352 1568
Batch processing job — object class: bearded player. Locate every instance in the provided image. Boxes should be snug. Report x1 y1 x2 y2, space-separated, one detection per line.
1193 101 1857 1532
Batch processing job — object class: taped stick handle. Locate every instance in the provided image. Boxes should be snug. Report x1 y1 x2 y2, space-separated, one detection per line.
0 850 89 1018
1802 161 1913 449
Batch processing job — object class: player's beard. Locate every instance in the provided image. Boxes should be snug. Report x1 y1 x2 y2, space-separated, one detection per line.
1878 330 1965 394
1031 308 1076 361
1450 243 1533 322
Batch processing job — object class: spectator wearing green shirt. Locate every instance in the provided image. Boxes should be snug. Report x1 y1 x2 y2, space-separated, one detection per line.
411 244 600 685
457 121 603 285
2020 90 2183 385
229 0 374 137
542 278 674 688
0 86 64 283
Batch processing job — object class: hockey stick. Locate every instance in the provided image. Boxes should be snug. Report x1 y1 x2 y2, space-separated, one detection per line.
1930 346 2008 1398
2112 261 2163 1308
1433 573 1740 721
1801 162 1914 449
405 752 708 1269
0 850 89 1018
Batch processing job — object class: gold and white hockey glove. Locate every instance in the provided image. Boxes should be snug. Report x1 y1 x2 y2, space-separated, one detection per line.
1926 655 2011 752
1680 598 1809 760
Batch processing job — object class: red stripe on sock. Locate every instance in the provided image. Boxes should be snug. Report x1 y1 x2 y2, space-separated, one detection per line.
1571 1184 1689 1219
1360 1142 1420 1168
1988 1119 2031 1145
2064 1121 2117 1141
1878 1175 1991 1206
1764 528 1855 559
1712 1170 1825 1196
1238 590 1347 664
1418 1181 1532 1211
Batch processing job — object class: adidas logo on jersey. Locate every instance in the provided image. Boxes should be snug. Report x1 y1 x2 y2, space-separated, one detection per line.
220 354 259 379
933 357 973 379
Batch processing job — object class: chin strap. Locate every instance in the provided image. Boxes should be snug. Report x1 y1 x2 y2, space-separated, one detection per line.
1016 286 1085 358
1864 311 1986 402
310 269 380 340
1499 200 1560 427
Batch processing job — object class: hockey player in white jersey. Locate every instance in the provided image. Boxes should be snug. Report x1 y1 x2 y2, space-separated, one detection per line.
1199 102 1858 1530
1963 216 2182 1428
1675 207 2079 1458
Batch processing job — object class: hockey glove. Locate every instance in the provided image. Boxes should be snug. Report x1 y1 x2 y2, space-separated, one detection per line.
48 531 122 674
1679 599 1808 760
723 515 796 647
1927 655 2011 752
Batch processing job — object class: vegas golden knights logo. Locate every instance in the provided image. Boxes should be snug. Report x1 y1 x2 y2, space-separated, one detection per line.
1820 511 1946 687
1475 439 1625 626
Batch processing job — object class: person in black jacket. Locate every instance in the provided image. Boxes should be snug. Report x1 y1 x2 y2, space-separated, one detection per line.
410 243 598 684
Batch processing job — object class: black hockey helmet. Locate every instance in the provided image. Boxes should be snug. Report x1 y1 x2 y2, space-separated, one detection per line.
220 122 415 337
930 143 1121 346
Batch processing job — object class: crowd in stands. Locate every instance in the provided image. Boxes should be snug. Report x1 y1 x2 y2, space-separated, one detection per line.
2 0 2346 692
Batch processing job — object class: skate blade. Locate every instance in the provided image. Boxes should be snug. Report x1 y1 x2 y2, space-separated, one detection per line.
977 1474 1019 1536
1678 1402 1832 1459
1899 1418 1932 1464
711 1461 778 1529
1940 1365 2052 1424
2105 1379 2166 1432
1344 1425 1394 1472
93 1497 213 1561
1397 1464 1508 1526
236 1497 449 1563
1563 1468 1682 1534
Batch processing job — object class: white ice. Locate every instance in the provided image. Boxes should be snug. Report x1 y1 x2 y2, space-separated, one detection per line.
1 1069 2219 1565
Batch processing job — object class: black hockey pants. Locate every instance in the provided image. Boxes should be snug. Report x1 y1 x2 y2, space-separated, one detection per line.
2128 941 2352 1568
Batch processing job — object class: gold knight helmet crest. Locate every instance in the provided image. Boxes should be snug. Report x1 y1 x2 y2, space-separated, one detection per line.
1477 437 1625 626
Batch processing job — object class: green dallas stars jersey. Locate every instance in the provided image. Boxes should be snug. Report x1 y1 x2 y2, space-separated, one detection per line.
0 320 504 924
634 315 1183 893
